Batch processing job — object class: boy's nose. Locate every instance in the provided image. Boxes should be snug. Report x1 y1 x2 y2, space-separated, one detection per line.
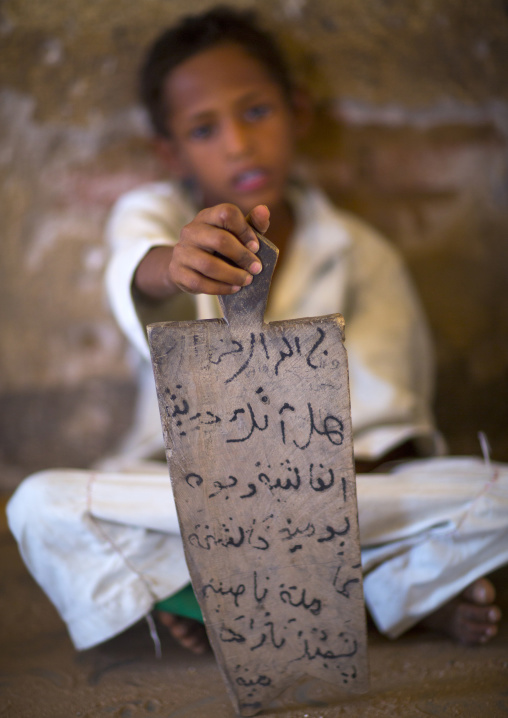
223 119 252 157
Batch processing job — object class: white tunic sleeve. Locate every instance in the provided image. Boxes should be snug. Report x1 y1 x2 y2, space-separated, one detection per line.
104 182 198 359
102 182 219 462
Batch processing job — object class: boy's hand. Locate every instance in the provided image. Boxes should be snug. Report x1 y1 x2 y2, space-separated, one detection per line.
134 204 269 299
170 203 269 295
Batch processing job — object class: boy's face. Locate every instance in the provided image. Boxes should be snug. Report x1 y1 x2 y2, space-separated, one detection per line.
160 43 298 215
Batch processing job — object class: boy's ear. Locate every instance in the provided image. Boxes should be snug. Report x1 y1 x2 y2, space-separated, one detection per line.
153 136 188 178
291 87 314 140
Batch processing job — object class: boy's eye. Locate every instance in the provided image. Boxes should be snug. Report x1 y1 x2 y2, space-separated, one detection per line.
189 124 214 140
244 104 272 122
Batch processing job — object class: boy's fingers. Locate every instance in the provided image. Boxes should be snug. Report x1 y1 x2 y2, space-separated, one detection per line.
180 221 261 275
184 244 255 287
246 205 270 237
174 265 246 296
199 204 261 254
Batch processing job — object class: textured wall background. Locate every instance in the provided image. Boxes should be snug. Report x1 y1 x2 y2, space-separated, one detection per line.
1 0 507 489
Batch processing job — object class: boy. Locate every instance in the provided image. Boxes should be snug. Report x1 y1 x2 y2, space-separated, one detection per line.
8 6 506 655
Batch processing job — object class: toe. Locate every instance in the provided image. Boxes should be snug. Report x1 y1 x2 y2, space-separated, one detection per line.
463 578 496 605
458 602 492 624
479 625 498 643
157 612 209 654
454 604 501 645
489 606 502 622
457 601 502 626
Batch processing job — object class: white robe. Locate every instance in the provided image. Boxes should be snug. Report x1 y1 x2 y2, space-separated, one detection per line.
7 182 508 650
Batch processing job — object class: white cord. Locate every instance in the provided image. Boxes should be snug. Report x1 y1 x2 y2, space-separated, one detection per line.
478 431 492 469
145 613 162 659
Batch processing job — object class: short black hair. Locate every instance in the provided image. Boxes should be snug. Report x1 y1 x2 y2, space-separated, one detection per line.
139 5 294 138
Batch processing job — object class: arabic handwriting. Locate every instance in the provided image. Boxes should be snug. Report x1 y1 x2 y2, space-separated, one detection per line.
291 403 345 450
188 519 270 552
202 579 246 608
250 621 286 651
207 328 332 385
317 518 351 543
184 460 341 498
236 675 272 688
279 585 322 615
227 402 269 443
279 519 315 541
208 474 238 498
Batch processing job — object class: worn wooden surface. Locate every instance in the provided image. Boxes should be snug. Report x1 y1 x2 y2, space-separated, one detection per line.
148 234 368 716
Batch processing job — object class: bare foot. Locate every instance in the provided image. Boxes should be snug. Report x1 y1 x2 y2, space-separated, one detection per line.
157 612 210 654
422 577 502 645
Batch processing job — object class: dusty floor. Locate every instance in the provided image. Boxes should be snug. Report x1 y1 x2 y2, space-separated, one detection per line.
1 494 507 718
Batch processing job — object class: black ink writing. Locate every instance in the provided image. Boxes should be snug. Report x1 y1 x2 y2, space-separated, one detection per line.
208 475 238 498
202 579 246 608
293 403 344 450
227 403 269 443
220 627 246 643
279 585 322 615
250 621 285 651
317 518 351 543
236 675 271 687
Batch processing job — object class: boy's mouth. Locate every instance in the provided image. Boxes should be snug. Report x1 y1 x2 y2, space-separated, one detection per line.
232 168 269 193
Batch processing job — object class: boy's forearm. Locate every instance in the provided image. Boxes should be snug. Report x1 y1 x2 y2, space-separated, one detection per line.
133 245 180 300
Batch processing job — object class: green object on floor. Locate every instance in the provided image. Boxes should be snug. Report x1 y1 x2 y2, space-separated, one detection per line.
155 583 204 623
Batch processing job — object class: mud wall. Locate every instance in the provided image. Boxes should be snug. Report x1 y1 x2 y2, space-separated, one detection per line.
1 0 507 488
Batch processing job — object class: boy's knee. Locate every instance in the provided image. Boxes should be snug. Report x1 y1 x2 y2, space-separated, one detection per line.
7 469 83 540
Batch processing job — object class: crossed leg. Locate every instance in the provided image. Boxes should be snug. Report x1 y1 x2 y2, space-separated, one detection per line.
157 577 502 653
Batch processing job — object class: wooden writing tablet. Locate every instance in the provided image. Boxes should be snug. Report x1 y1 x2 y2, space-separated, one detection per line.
148 233 368 715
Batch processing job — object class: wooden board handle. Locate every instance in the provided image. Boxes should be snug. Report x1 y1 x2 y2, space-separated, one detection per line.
218 231 278 328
